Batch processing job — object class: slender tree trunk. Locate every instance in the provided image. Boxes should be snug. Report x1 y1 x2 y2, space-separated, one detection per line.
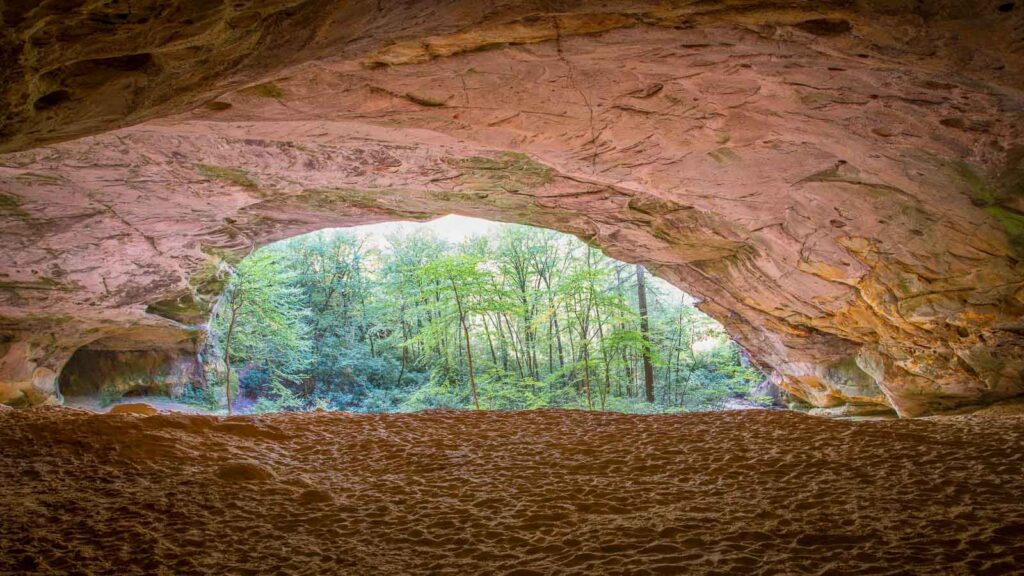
503 313 525 379
616 358 623 397
398 303 410 387
668 302 684 402
455 319 465 373
563 302 577 369
547 314 555 375
438 289 448 359
634 352 641 398
624 352 634 397
450 279 479 410
635 265 656 403
582 343 593 410
483 318 499 366
594 304 610 411
491 313 509 371
601 355 611 411
397 347 407 388
543 276 566 371
223 300 241 417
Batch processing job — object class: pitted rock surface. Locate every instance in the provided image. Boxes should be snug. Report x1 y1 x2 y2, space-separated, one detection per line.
0 408 1022 574
1 1 1023 414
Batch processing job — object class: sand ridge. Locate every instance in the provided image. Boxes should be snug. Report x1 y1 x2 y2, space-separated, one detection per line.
1 407 1022 575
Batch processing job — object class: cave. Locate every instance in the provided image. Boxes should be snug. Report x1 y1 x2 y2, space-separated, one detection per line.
58 345 205 408
1 2 1023 418
1 1 1023 573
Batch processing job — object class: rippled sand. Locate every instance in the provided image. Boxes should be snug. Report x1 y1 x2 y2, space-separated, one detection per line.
1 407 1022 575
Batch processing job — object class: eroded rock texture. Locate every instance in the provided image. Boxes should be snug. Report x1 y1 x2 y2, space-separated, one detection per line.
1 1 1023 415
1 408 1023 574
59 346 205 401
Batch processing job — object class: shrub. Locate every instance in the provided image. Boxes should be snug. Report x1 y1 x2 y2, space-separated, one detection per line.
179 383 221 411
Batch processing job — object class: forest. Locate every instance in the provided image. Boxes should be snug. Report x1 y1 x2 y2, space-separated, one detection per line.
194 219 766 414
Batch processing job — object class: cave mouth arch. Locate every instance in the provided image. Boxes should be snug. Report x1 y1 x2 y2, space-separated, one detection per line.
65 215 774 415
1 10 1022 417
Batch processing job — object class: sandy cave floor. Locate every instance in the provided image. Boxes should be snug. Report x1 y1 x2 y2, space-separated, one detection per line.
1 408 1022 575
61 395 218 415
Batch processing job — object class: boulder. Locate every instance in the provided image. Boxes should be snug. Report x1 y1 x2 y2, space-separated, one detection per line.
108 403 159 416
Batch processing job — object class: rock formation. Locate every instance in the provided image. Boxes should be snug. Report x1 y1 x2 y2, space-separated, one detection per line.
3 408 1023 574
59 346 205 402
107 402 159 416
1 1 1022 415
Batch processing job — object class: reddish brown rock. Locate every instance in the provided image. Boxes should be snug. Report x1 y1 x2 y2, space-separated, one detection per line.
215 460 277 482
60 346 205 401
108 403 159 416
0 1 1022 415
1 408 1023 573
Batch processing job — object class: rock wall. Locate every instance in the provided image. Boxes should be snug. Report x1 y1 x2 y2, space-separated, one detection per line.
0 339 66 407
0 1 1022 415
59 346 204 401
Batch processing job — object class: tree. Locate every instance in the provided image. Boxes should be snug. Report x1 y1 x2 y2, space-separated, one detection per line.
205 221 764 415
635 264 656 403
416 253 491 409
214 248 309 415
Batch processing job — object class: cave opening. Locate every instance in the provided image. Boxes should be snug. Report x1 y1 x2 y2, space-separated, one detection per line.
63 215 774 415
4 21 1023 417
2 4 1024 574
57 346 204 411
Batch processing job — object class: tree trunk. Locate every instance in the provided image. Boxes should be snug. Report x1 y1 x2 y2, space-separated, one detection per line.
543 275 566 371
503 313 525 379
547 314 555 375
594 304 610 411
223 300 240 417
491 313 509 371
397 347 407 388
582 342 594 411
635 264 656 403
483 316 499 366
450 279 480 410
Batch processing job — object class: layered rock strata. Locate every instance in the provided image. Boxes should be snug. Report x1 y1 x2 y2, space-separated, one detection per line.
1 1 1022 415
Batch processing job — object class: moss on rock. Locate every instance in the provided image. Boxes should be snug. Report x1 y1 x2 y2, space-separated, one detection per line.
952 160 1024 252
405 93 447 107
14 172 66 187
449 152 553 192
147 255 232 325
196 164 259 191
241 82 285 99
0 192 27 217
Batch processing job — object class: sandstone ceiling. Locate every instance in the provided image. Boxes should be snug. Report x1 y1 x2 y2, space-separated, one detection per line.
1 0 1023 416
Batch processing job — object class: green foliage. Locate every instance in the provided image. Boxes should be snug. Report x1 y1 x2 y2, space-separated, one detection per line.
250 379 303 414
0 192 27 217
98 388 122 408
213 248 310 374
207 222 765 414
405 93 446 107
476 369 549 410
242 82 285 98
401 382 467 411
450 152 553 192
195 164 258 190
179 383 221 411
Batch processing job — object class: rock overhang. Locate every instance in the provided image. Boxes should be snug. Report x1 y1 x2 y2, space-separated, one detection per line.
0 1 1022 415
